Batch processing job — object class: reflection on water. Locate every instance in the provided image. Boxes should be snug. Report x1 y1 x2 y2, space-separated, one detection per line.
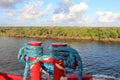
0 37 120 78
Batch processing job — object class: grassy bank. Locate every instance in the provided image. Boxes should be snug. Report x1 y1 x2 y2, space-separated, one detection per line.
0 27 120 41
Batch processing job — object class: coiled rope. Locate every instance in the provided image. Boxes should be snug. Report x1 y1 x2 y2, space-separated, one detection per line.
18 44 43 80
49 45 82 80
18 43 82 80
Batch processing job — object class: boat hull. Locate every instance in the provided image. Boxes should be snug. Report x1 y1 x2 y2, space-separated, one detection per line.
0 72 118 80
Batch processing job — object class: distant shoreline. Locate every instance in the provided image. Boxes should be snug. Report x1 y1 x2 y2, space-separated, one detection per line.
0 27 120 42
1 35 120 42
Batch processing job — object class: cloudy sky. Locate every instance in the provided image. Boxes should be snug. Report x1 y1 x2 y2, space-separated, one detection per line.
0 0 120 26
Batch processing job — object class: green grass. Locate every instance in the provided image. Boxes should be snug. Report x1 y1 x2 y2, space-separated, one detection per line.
0 27 120 41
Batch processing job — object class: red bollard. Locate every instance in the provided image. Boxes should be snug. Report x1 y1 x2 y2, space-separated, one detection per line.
54 59 65 80
40 58 65 80
29 57 41 80
28 41 42 80
52 43 67 47
51 43 67 80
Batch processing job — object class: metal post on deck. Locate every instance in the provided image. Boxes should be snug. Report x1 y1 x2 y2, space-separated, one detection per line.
54 59 65 80
28 42 42 80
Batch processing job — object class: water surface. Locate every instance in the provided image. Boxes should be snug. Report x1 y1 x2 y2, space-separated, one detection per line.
0 37 120 78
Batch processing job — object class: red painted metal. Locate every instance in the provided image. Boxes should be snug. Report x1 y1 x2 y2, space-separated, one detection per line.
30 57 41 80
0 72 93 80
28 41 42 46
65 74 92 80
0 70 117 80
54 59 64 80
28 41 42 80
0 72 23 80
52 43 67 47
40 58 65 80
83 75 93 80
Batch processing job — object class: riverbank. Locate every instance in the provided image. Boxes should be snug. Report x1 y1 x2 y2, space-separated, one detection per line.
0 27 120 42
11 35 120 42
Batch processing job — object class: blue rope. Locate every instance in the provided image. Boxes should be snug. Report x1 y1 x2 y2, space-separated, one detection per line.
49 45 82 80
68 46 82 80
18 44 82 80
18 44 43 80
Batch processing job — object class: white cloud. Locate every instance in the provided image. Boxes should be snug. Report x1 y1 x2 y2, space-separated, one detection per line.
69 2 88 14
0 0 53 26
0 0 22 17
53 2 89 24
3 8 19 17
0 0 22 9
96 11 120 23
20 0 52 20
54 0 74 14
6 11 14 16
0 0 52 19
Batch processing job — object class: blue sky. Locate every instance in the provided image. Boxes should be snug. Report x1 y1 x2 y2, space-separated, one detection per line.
0 0 120 26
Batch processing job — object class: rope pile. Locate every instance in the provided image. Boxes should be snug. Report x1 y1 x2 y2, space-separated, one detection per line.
18 42 82 80
50 44 82 80
18 44 43 80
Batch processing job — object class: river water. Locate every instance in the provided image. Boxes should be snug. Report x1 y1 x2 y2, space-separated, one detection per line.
0 37 120 78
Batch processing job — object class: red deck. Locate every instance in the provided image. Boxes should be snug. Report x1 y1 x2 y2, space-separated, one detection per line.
0 72 117 80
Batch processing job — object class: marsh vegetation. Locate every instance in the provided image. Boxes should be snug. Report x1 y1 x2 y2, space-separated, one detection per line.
0 27 120 41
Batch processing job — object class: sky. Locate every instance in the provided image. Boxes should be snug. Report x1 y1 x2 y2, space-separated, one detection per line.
0 0 120 26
